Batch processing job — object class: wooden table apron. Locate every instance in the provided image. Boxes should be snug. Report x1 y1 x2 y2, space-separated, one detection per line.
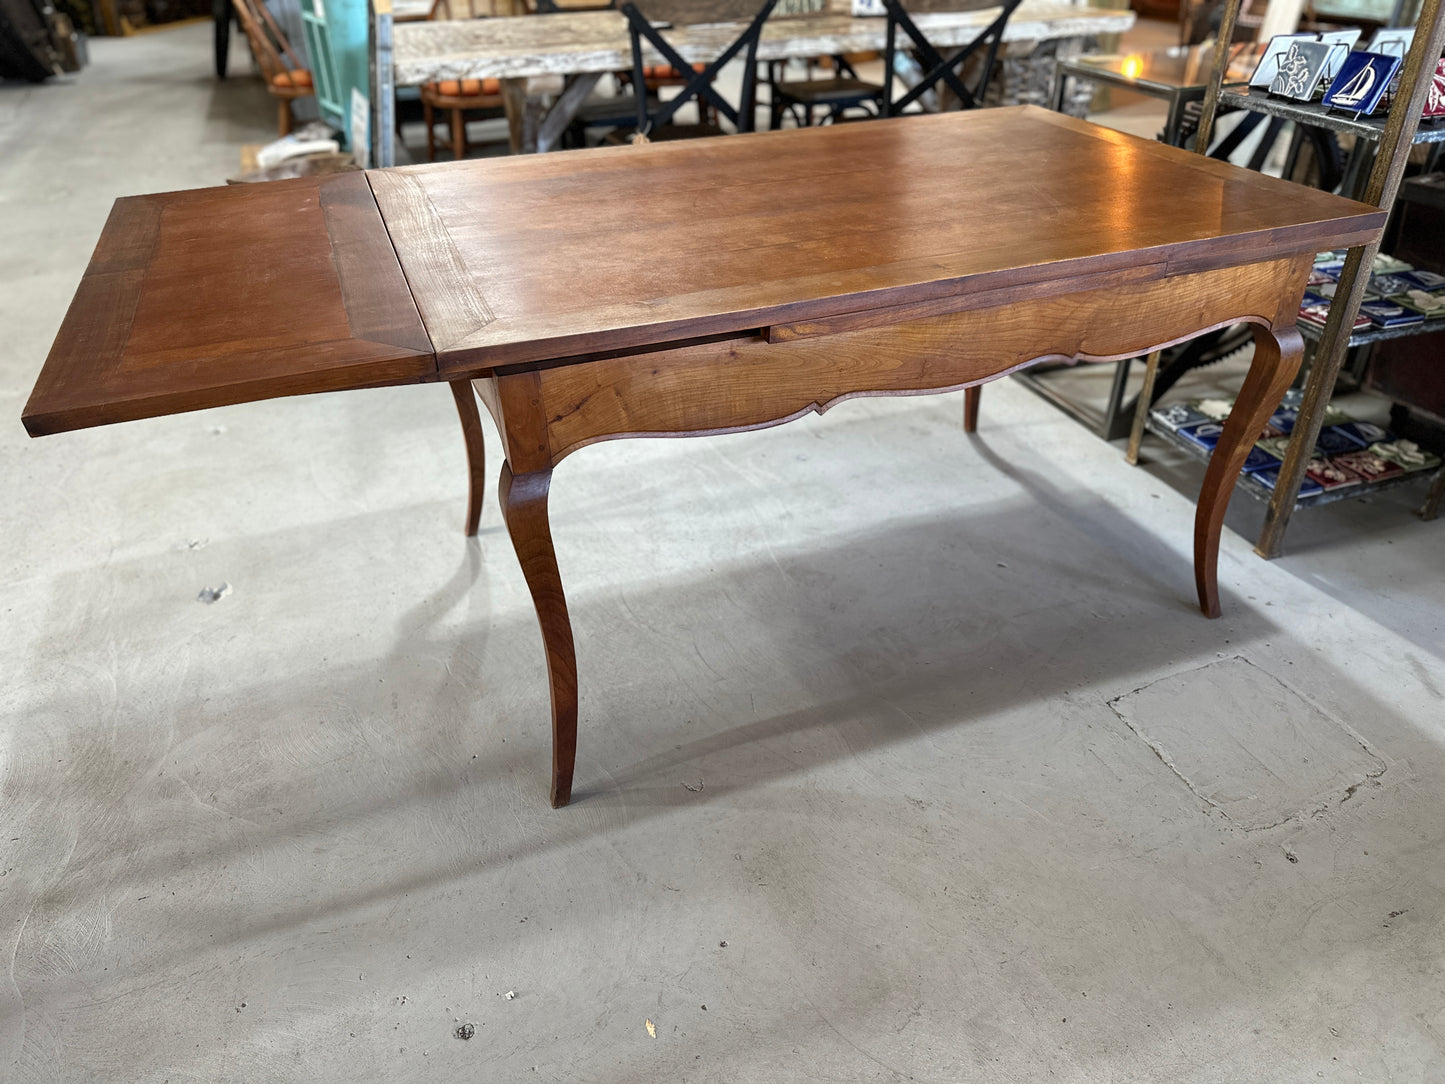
468 256 1312 805
22 109 1384 808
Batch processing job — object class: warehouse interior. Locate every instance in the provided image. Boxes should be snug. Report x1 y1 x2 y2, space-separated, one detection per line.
3 12 1445 1082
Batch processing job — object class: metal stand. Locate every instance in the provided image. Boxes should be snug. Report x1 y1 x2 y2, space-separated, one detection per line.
1126 0 1445 560
1256 0 1445 558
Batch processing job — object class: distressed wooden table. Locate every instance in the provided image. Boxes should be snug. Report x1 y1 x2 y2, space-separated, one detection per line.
24 109 1384 806
390 3 1135 152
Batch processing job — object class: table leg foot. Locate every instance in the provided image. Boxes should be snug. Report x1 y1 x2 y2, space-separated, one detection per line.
499 462 578 808
450 380 486 537
963 385 980 433
1194 323 1303 618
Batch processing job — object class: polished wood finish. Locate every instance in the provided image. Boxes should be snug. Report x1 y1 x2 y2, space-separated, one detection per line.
372 110 1380 376
24 108 1385 806
1195 323 1302 615
450 379 487 535
962 385 979 432
22 173 433 436
498 462 578 808
515 259 1305 464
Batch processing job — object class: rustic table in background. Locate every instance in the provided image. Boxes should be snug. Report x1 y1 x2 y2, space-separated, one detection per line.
384 2 1135 156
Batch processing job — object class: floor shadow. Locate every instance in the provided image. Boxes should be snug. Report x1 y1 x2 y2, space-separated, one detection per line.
8 482 1297 965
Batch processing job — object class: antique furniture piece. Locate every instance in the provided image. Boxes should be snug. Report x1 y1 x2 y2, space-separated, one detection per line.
232 0 315 135
381 2 1136 158
23 109 1384 807
418 0 507 160
420 76 506 159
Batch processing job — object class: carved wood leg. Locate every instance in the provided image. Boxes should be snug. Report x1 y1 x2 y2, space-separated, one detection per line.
1193 323 1303 618
499 462 578 808
449 379 485 537
963 385 980 433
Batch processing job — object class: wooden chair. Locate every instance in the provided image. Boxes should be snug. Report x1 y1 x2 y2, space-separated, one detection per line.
606 0 779 143
231 0 314 136
770 0 1025 127
419 0 507 160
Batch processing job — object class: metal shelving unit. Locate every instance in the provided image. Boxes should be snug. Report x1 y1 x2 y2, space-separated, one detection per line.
1298 314 1445 345
1217 86 1445 144
1142 413 1442 509
1129 0 1445 539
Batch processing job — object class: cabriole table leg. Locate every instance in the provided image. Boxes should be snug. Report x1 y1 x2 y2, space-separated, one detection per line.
499 462 579 807
1193 323 1304 618
450 379 486 537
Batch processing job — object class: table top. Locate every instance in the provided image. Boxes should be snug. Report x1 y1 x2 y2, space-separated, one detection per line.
369 107 1384 371
393 3 1136 85
1062 42 1263 94
23 108 1384 436
23 173 433 435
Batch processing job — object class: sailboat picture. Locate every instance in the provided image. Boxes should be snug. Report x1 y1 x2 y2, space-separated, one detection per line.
1323 51 1402 114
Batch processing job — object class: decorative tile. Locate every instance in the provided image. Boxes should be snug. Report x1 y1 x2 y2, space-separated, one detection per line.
1359 298 1425 327
1271 40 1331 101
1331 449 1403 482
1322 51 1401 114
1151 403 1209 431
1426 58 1445 117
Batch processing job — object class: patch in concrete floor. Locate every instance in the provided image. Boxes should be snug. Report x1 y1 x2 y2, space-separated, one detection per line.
1108 656 1385 830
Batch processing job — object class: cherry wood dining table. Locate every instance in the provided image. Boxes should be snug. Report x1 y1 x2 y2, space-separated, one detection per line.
23 107 1385 806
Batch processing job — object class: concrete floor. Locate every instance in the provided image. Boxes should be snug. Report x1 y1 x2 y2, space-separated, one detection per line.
4 22 1445 1084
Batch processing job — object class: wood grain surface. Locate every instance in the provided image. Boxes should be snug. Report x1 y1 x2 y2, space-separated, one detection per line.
21 105 1390 808
370 108 1384 374
22 173 434 436
526 258 1307 464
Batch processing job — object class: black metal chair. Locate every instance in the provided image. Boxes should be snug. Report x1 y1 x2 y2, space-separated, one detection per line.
769 0 1024 128
768 54 884 128
605 0 779 143
878 0 1026 116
